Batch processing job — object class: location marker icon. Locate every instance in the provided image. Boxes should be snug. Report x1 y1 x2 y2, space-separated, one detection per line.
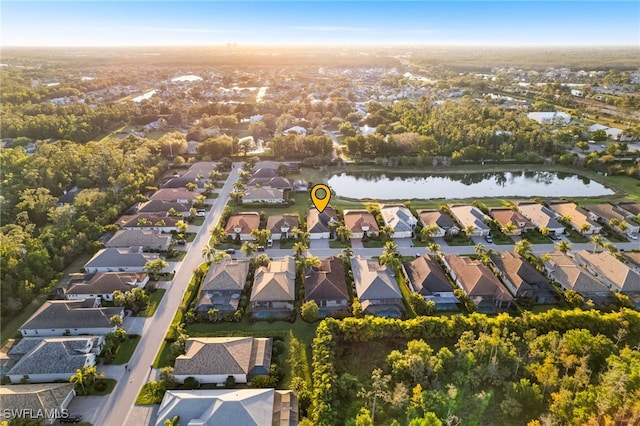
311 184 331 213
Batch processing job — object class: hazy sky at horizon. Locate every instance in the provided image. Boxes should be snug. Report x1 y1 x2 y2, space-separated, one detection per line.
2 1 639 47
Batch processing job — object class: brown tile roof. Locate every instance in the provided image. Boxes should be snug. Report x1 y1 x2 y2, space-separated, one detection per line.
225 212 261 235
445 254 513 302
116 214 181 228
307 206 338 234
251 257 296 302
149 188 200 202
344 210 379 233
489 208 534 230
417 209 456 230
305 256 349 302
402 254 452 295
490 252 553 295
266 214 299 235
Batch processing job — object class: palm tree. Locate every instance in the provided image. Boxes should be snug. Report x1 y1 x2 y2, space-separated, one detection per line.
70 368 87 394
383 240 399 256
201 244 215 261
580 223 591 235
463 225 476 239
603 242 619 255
336 224 352 243
292 242 308 258
618 221 628 233
240 241 257 257
211 251 231 264
539 226 550 237
474 243 486 255
210 226 226 245
340 247 354 259
380 225 395 241
426 242 441 256
514 239 533 257
555 240 572 254
420 225 439 242
590 234 604 253
378 251 400 271
501 223 517 235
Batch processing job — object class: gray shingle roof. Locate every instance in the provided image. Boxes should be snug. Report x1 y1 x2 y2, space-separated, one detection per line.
266 214 299 235
8 337 98 376
0 383 75 417
65 272 147 296
305 257 349 302
544 252 608 293
307 206 337 234
84 247 159 269
402 254 452 295
196 259 249 312
105 230 172 248
20 300 123 331
351 255 402 301
251 257 296 302
490 252 554 295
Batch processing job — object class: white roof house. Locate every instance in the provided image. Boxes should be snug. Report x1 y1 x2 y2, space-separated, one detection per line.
526 111 571 125
380 205 418 238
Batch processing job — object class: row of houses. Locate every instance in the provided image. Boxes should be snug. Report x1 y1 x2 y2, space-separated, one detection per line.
241 163 307 204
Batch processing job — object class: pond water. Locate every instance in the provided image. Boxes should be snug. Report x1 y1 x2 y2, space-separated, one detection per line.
327 171 614 200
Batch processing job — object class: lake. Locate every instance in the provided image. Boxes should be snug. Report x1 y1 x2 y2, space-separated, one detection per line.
327 171 614 200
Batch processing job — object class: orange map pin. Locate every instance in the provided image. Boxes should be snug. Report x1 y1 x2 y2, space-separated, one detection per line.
310 184 331 213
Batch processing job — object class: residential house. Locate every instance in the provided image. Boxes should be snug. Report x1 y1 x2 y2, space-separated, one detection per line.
402 255 458 310
20 299 124 337
225 212 261 241
161 177 204 189
617 202 640 217
417 210 459 237
0 383 76 425
548 202 601 234
526 111 571 125
247 176 294 191
84 247 159 273
490 252 557 303
304 256 349 314
242 187 286 204
517 202 565 235
136 200 190 216
195 259 249 313
173 337 272 385
380 205 418 238
266 214 299 241
62 272 149 301
116 214 180 233
251 168 279 180
180 162 218 181
7 336 103 384
443 254 514 312
573 250 640 294
350 255 404 317
155 389 298 426
544 252 610 298
149 188 200 204
250 257 296 316
307 206 338 239
584 204 640 235
344 210 380 239
489 208 535 236
449 205 491 236
105 230 172 251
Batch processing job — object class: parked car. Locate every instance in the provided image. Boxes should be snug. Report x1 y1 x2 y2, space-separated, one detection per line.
60 413 82 424
256 245 265 252
225 248 236 254
175 239 186 245
628 234 638 240
484 235 493 243
549 233 560 241
196 209 206 217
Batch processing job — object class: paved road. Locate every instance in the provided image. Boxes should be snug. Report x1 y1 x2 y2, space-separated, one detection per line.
96 165 240 426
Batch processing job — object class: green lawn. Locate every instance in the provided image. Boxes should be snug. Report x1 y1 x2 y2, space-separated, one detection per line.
185 232 197 242
138 289 166 317
443 234 474 246
522 229 552 244
136 381 166 405
232 192 310 218
190 217 205 226
112 335 141 364
83 378 117 396
362 237 389 248
492 233 515 245
564 227 589 243
329 239 352 249
164 250 187 261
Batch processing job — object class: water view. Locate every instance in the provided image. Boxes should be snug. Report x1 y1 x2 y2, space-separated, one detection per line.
327 171 615 200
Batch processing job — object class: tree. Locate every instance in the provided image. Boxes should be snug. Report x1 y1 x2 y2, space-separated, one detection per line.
292 242 308 258
70 368 87 394
301 300 320 322
555 240 572 254
164 416 180 426
336 224 352 242
144 258 169 279
109 314 123 328
564 290 585 308
159 366 178 388
539 226 551 237
420 225 439 242
210 226 226 245
241 241 258 257
590 234 604 253
426 243 441 256
463 225 476 239
580 223 591 235
514 239 532 257
201 243 216 261
380 225 395 241
175 220 189 234
70 366 104 395
250 229 272 247
352 299 363 318
501 222 517 235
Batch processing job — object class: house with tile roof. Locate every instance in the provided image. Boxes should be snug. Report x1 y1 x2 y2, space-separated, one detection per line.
490 252 558 303
448 205 491 236
548 202 602 235
242 187 285 204
304 256 349 314
135 199 191 216
417 210 459 237
266 214 299 240
489 208 535 236
63 272 149 301
248 176 295 190
307 206 338 239
351 255 404 317
149 188 200 204
402 254 458 310
155 389 298 426
573 250 640 294
443 254 514 312
225 212 261 241
116 214 181 232
104 230 172 251
344 210 380 239
84 247 160 273
20 299 124 337
543 252 610 297
380 205 418 238
7 336 103 384
584 204 640 235
195 259 249 313
250 257 296 317
616 202 640 217
173 337 272 385
0 383 76 425
517 202 565 235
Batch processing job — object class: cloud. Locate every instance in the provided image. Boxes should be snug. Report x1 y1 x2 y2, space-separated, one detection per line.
292 26 373 32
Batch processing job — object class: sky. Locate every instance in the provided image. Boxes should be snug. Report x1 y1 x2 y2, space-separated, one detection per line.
2 1 639 47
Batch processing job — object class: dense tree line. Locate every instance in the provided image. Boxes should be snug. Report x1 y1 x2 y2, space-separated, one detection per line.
0 135 168 322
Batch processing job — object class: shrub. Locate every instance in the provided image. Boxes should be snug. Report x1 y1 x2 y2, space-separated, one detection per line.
183 377 200 390
301 300 320 323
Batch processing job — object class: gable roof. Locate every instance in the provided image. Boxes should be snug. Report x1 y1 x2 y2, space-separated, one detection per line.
490 252 553 294
344 210 380 233
517 202 564 229
266 214 299 235
351 255 402 300
489 208 533 229
0 383 75 418
8 337 97 376
20 300 123 331
201 259 249 292
162 177 204 189
248 176 294 189
305 256 349 301
174 337 272 376
149 188 200 202
380 206 417 232
243 187 284 202
574 250 640 292
136 200 190 214
251 168 279 179
155 389 276 426
449 205 490 231
84 247 159 269
417 209 456 230
584 203 628 223
225 213 261 235
402 254 452 295
445 254 513 302
307 206 338 234
180 162 218 180
116 214 181 228
65 272 147 296
251 257 296 302
544 252 608 293
617 202 640 216
549 202 600 230
105 230 172 248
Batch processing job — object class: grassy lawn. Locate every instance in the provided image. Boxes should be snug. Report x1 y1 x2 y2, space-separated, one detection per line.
278 239 296 249
443 234 474 246
164 250 187 261
185 232 197 242
83 378 117 396
213 240 243 250
491 232 515 245
136 382 166 405
522 229 552 244
564 227 589 243
362 237 389 248
153 340 173 368
232 192 310 218
112 335 141 364
138 289 166 317
329 239 352 249
156 273 175 281
190 217 205 226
